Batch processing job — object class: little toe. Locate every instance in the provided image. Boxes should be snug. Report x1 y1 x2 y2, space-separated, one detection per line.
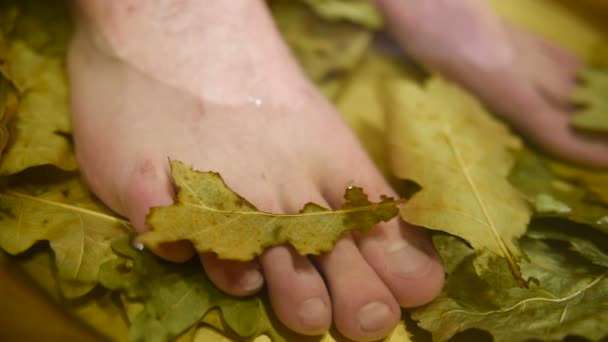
314 235 401 342
200 253 264 296
260 245 332 335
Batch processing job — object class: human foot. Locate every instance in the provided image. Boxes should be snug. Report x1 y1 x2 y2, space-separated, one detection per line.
376 0 608 167
68 1 444 341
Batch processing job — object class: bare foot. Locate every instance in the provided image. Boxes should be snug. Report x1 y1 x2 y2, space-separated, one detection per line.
377 0 608 167
68 1 444 341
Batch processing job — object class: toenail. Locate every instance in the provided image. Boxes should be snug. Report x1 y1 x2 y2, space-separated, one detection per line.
386 240 433 279
238 269 264 293
297 297 328 328
358 301 392 332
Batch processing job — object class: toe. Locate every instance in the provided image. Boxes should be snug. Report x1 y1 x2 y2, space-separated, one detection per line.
200 253 264 296
314 235 401 341
121 158 196 262
260 245 332 336
355 220 445 307
510 27 582 108
525 109 608 168
322 161 444 307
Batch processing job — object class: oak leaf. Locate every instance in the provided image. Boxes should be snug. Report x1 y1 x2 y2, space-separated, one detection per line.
270 0 372 95
141 160 401 261
548 159 608 205
0 169 130 298
570 67 608 133
100 237 307 342
509 149 608 233
0 41 77 175
413 233 608 342
298 0 383 29
386 77 531 282
526 220 608 268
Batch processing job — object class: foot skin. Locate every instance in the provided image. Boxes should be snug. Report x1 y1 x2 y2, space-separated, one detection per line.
68 1 444 341
377 0 608 167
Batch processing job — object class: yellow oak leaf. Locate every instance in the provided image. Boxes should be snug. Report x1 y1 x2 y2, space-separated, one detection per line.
0 41 77 175
386 77 531 282
270 0 373 93
0 76 18 155
570 67 608 133
549 160 608 204
0 170 131 298
141 160 401 261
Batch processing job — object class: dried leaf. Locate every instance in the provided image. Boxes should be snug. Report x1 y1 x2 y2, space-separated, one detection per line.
0 169 130 298
386 77 531 282
141 160 401 261
570 67 608 132
413 234 608 342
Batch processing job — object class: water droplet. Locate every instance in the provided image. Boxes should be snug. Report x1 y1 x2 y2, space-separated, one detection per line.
246 96 264 108
133 241 145 251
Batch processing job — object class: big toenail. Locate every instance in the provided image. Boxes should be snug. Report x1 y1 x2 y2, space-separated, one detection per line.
358 301 392 332
297 298 328 328
239 269 264 293
386 240 433 279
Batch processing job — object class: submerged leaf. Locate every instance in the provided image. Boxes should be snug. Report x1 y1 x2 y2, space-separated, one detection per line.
0 170 130 298
386 77 531 282
548 159 608 205
141 160 401 261
0 75 18 155
0 41 77 174
570 67 608 132
526 220 608 268
299 0 383 29
509 149 608 233
270 0 373 92
100 238 310 342
413 235 608 342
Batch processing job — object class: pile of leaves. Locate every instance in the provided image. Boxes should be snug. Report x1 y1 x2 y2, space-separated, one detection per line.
0 0 607 341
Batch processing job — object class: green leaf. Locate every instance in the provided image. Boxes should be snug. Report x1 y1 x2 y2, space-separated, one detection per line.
0 0 76 174
548 159 608 205
0 75 18 155
509 148 608 233
0 169 131 298
100 237 311 342
270 0 373 94
413 235 608 342
570 67 608 133
0 40 77 174
526 220 608 268
298 0 383 29
141 160 401 261
386 77 531 283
